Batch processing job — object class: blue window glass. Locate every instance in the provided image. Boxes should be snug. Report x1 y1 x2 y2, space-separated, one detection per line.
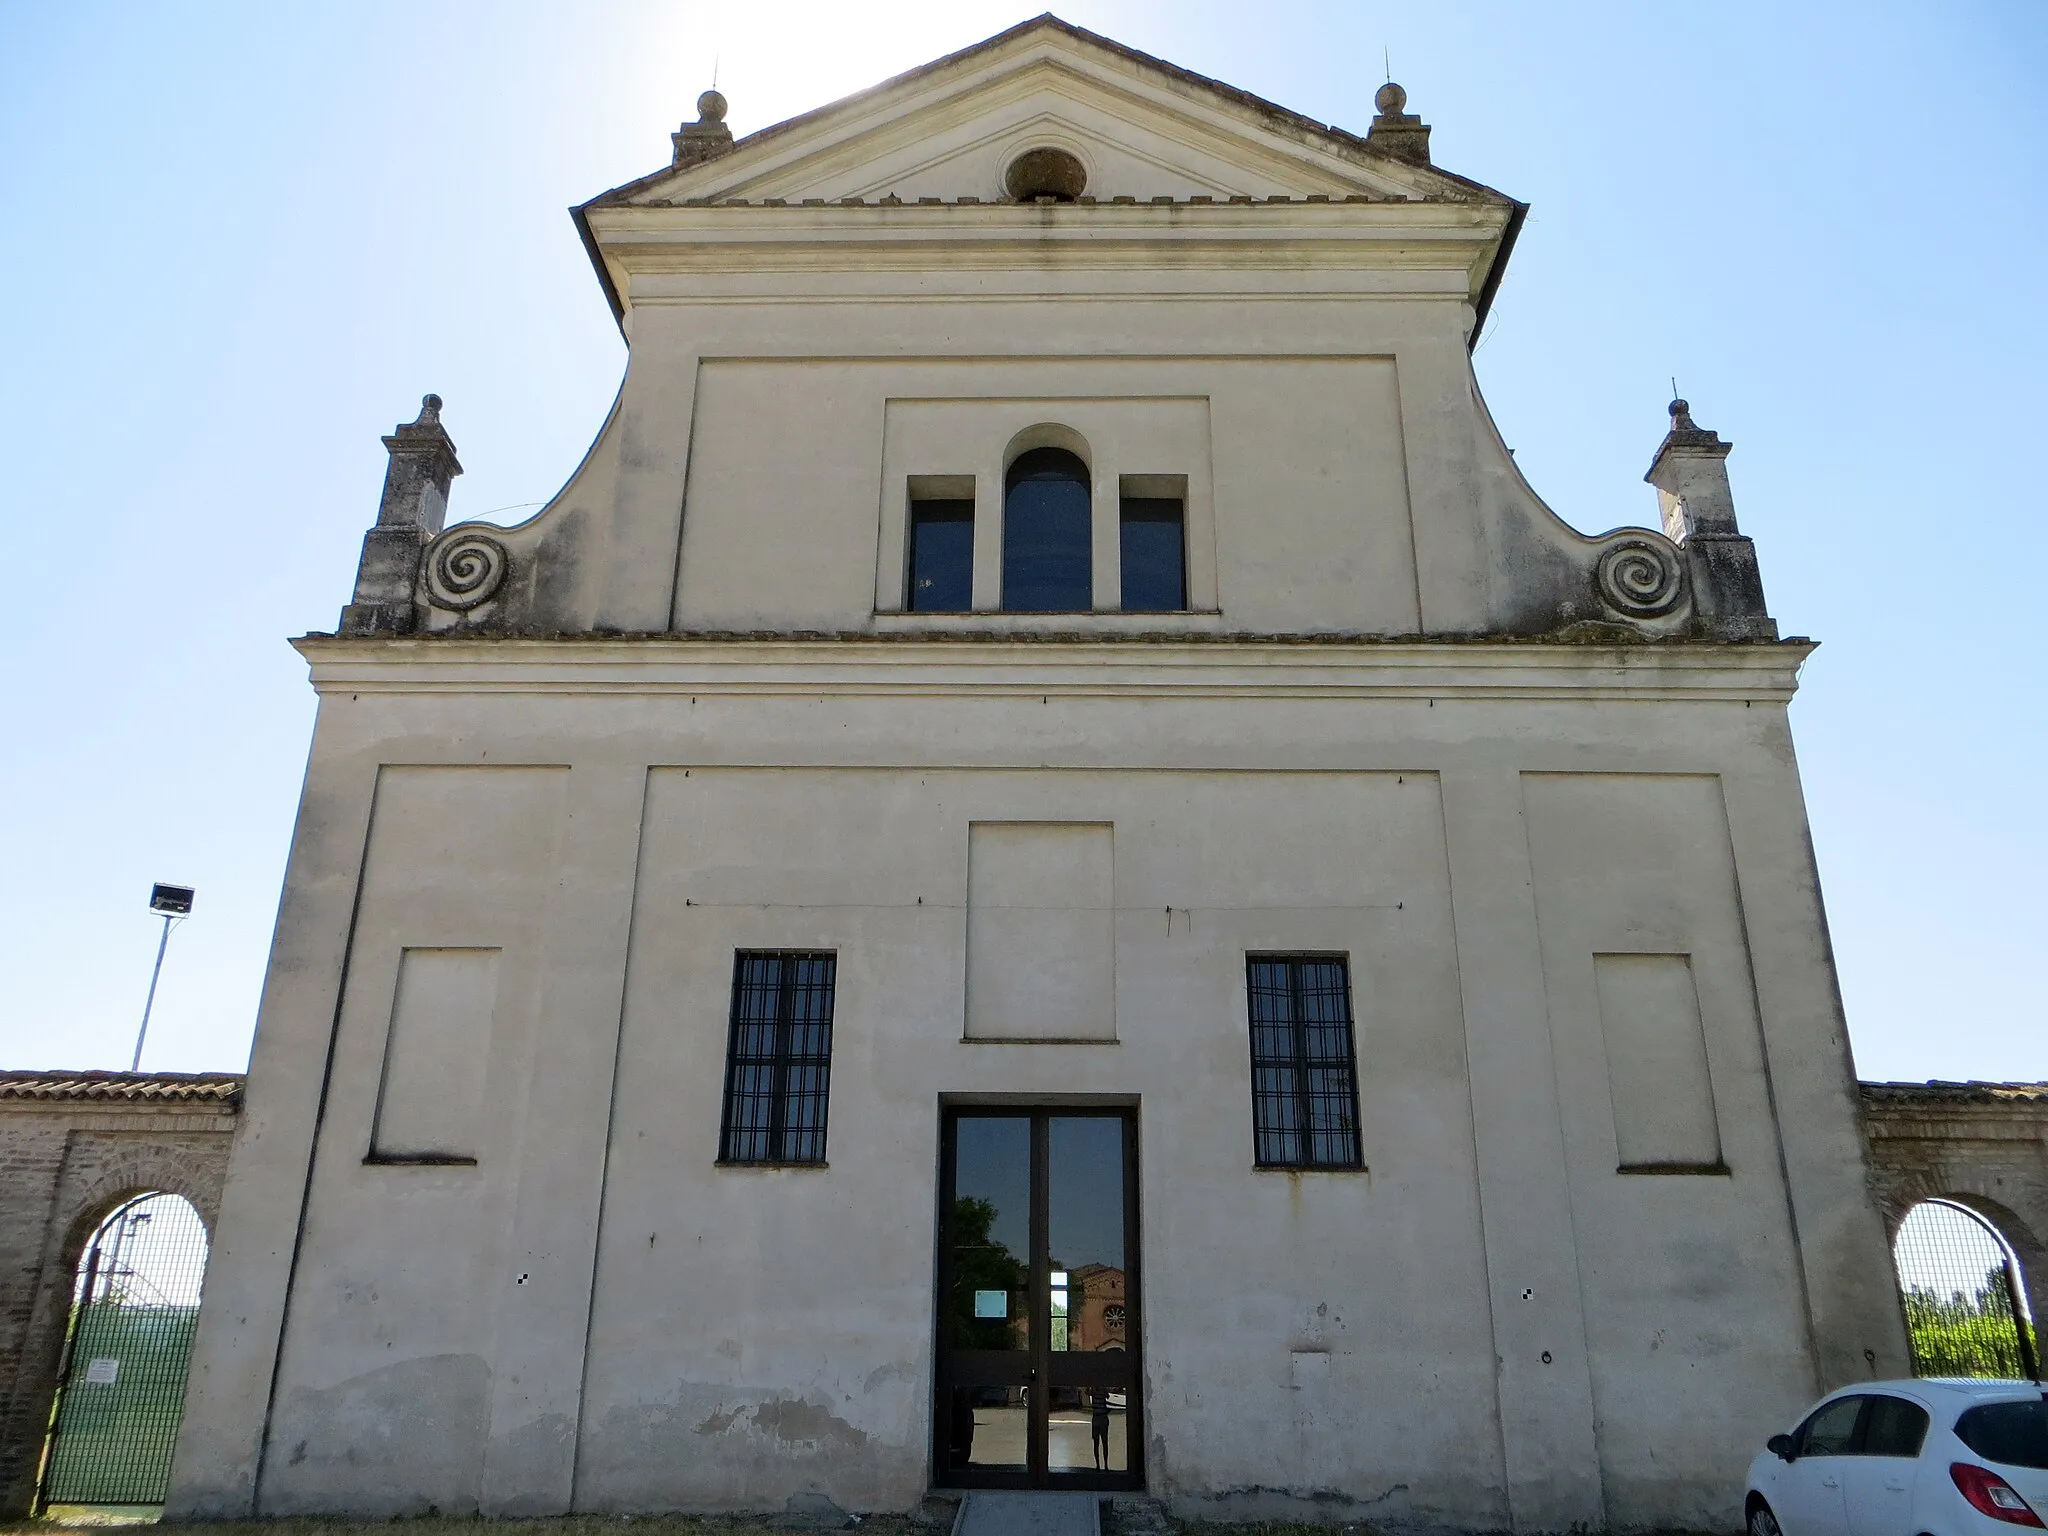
910 499 973 612
1003 447 1092 612
1120 497 1186 611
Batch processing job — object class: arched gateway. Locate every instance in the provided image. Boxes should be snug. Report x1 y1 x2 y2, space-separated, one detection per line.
1862 1081 2048 1380
37 1192 214 1512
0 1072 239 1518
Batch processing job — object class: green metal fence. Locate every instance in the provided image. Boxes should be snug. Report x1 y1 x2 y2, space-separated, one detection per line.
1893 1198 2040 1380
38 1193 210 1508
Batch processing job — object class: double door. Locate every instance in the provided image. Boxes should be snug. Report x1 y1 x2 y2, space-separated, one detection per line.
936 1108 1141 1489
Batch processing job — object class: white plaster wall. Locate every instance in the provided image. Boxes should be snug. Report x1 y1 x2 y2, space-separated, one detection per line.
256 765 568 1515
673 350 1414 635
169 642 1908 1530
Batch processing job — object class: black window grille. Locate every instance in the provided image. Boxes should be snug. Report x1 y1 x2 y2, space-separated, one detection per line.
1246 955 1363 1169
718 952 836 1165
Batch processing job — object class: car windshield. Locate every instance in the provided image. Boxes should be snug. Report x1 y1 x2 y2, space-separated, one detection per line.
1954 1399 2048 1471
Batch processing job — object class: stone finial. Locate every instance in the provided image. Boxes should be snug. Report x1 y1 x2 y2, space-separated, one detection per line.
1366 79 1431 165
377 395 462 532
1643 395 1776 640
1645 397 1733 537
673 87 736 170
340 394 465 635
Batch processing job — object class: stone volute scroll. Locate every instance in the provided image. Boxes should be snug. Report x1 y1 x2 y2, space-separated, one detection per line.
423 526 509 612
340 394 463 636
1594 536 1687 619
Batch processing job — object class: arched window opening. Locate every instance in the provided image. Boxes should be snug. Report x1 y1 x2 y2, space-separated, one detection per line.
1892 1198 2039 1380
38 1192 211 1513
1004 447 1092 612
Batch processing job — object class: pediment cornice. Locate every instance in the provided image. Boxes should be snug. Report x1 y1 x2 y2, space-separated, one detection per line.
573 16 1524 335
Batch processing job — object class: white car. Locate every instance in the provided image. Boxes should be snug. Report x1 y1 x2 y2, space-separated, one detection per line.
1747 1380 2047 1536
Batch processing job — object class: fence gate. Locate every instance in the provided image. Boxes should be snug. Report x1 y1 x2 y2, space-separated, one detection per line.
1892 1197 2041 1380
37 1193 211 1509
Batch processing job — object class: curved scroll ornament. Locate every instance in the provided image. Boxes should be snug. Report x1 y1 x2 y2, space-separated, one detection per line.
1594 536 1685 618
424 528 509 612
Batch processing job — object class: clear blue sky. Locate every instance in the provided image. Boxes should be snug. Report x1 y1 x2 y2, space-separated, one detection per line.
2 2 2041 1084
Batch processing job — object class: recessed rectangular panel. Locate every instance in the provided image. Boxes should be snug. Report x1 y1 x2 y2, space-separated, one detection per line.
371 947 500 1162
1593 952 1721 1170
966 822 1114 1040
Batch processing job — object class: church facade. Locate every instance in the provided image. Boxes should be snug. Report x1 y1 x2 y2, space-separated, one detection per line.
168 19 1908 1531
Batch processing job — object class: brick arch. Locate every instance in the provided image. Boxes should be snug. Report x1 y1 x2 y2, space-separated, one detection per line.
56 1145 226 1262
1861 1083 2048 1348
8 1151 230 1516
1883 1186 2045 1334
0 1075 241 1518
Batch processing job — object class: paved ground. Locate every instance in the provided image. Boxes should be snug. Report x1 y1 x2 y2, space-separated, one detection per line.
956 1492 1100 1536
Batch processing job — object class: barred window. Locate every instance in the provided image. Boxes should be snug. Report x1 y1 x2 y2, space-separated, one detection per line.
718 952 836 1165
1245 955 1363 1169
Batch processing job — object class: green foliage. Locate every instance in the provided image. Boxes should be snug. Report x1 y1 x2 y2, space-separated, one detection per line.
945 1195 1027 1350
1903 1265 2039 1378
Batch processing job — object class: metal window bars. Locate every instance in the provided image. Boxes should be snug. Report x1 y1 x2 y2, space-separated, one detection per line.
1246 956 1364 1169
718 951 837 1165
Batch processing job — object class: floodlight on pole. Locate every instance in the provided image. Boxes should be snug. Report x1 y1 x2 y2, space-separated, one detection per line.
132 884 195 1073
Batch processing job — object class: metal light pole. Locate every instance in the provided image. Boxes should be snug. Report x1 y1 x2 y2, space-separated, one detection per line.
131 883 194 1073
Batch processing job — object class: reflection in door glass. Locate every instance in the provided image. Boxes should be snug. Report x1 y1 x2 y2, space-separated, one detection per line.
949 1118 1028 1349
948 1117 1030 1472
959 1392 1029 1472
1049 1117 1124 1350
1043 1388 1125 1475
1048 1117 1128 1471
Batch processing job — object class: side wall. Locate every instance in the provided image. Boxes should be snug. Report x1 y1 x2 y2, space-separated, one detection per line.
0 1077 239 1517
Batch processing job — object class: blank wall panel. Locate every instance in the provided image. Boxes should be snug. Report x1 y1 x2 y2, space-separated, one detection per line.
371 946 501 1162
1522 771 1809 1524
966 821 1114 1040
263 765 565 1514
1593 952 1721 1170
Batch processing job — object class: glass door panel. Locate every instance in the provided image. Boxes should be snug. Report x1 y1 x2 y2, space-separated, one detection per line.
937 1109 1140 1489
1046 1116 1132 1475
942 1116 1031 1475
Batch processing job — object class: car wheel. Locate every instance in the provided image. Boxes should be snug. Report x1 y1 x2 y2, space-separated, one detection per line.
1748 1499 1784 1536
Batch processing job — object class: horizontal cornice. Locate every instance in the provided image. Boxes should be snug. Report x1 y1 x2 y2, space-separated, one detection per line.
296 635 1813 703
585 201 1511 293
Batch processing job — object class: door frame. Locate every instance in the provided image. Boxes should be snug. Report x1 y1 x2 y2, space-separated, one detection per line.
932 1100 1144 1491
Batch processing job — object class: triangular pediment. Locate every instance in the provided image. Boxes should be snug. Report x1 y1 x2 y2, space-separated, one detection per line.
593 16 1510 211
